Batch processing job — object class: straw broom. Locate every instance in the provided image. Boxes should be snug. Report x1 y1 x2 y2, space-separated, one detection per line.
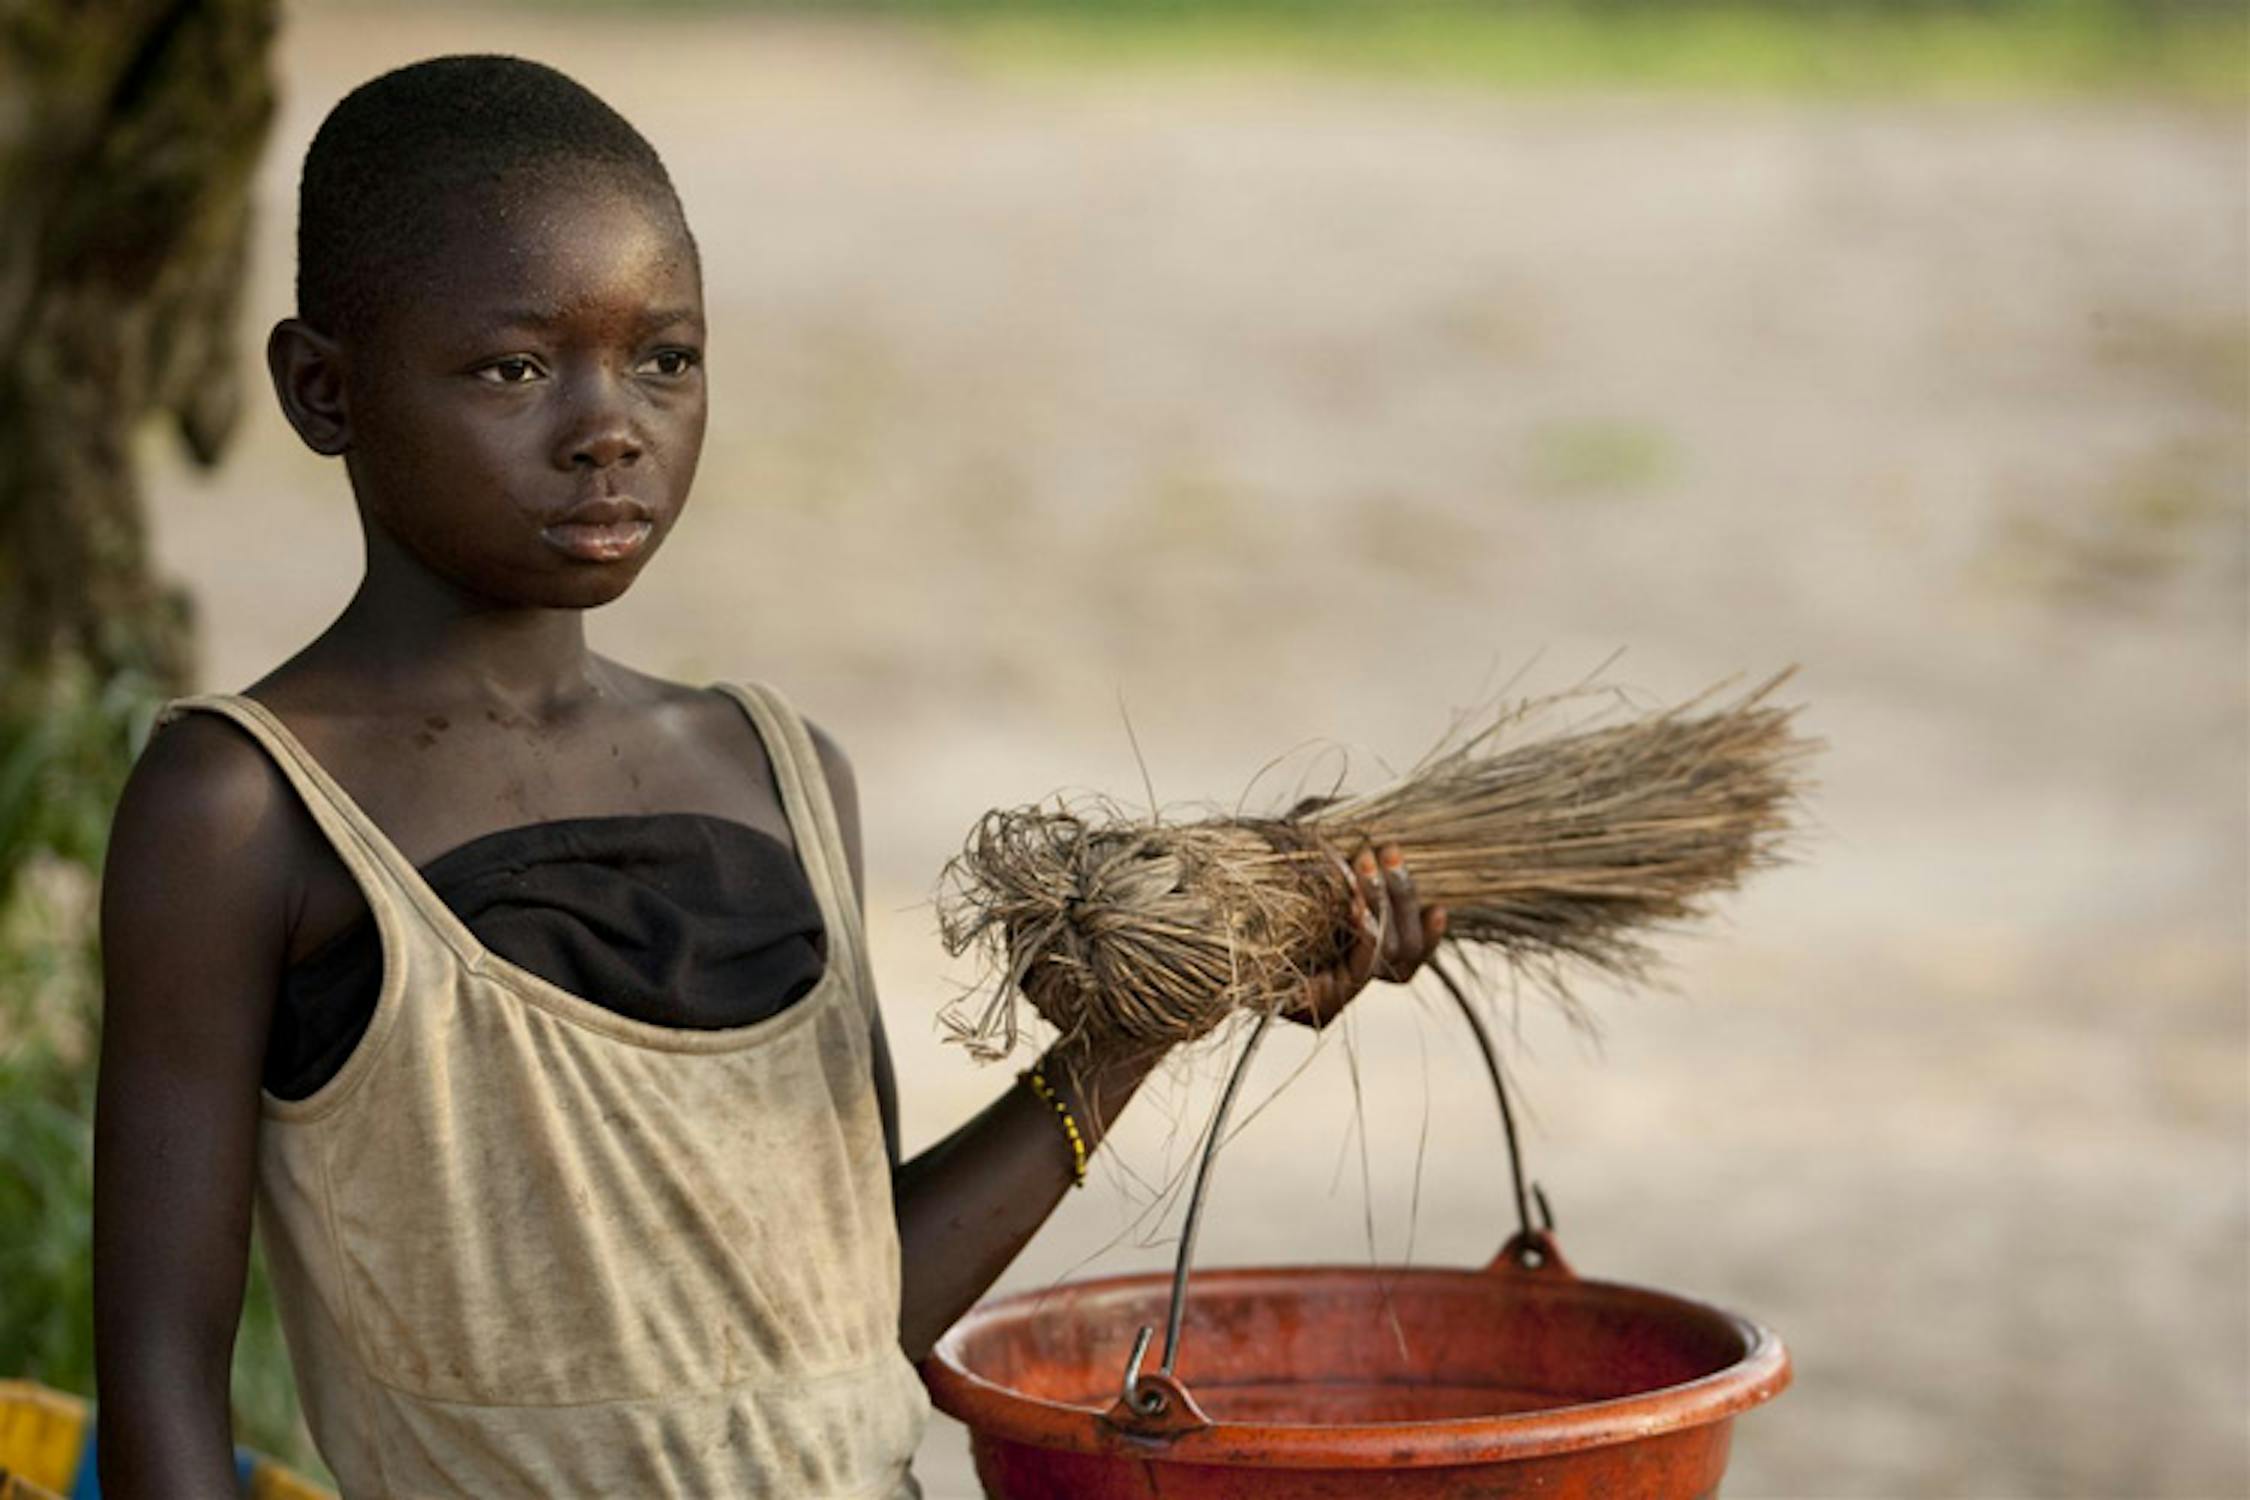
936 673 1816 1061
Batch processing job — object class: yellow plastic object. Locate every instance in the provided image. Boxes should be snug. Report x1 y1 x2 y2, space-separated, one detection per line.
0 1472 68 1500
246 1459 334 1500
0 1382 85 1495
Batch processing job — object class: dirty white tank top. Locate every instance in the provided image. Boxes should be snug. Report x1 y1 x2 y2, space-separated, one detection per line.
156 682 929 1500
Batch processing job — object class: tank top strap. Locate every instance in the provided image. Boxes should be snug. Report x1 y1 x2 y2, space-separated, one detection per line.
711 682 876 1021
151 694 474 966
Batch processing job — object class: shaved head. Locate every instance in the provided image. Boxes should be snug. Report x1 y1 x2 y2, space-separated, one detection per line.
296 54 694 341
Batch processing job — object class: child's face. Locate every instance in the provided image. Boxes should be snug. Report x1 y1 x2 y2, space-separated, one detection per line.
338 177 707 611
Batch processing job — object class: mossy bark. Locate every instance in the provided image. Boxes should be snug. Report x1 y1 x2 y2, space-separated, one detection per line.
0 0 276 889
1 0 278 705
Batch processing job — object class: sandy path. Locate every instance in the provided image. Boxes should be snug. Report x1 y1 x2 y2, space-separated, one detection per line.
143 10 2247 1494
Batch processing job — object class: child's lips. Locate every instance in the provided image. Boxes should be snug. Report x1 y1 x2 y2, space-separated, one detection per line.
541 518 653 562
541 498 654 562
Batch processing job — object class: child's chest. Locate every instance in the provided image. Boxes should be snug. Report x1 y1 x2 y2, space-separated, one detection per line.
276 690 797 966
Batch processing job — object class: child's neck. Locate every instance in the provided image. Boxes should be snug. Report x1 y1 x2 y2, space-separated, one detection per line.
320 564 616 723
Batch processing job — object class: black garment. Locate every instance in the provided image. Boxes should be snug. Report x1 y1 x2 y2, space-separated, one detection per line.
267 813 829 1100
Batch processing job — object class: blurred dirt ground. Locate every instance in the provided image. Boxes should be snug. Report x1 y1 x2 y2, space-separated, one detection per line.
141 8 2247 1496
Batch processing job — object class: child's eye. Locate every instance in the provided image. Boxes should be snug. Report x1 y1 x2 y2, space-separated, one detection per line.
638 348 700 378
475 357 545 385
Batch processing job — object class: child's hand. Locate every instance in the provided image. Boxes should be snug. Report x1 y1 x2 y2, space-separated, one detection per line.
1287 844 1447 1029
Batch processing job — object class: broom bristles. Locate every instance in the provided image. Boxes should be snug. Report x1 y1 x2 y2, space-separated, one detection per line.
936 672 1818 1060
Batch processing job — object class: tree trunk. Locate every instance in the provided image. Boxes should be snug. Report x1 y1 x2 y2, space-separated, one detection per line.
0 0 276 879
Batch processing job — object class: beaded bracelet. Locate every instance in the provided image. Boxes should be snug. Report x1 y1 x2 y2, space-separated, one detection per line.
1022 1067 1089 1188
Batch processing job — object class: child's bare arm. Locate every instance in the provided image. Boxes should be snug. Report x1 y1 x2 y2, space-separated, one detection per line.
94 717 300 1499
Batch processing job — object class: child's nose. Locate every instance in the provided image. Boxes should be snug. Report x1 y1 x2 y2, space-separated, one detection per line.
570 426 641 470
560 379 643 471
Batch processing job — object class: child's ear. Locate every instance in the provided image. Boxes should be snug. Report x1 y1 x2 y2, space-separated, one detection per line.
267 318 352 456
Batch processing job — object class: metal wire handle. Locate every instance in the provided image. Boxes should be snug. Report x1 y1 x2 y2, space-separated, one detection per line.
1117 951 1552 1419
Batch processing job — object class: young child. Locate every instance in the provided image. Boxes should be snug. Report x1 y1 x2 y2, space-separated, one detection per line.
91 56 1441 1499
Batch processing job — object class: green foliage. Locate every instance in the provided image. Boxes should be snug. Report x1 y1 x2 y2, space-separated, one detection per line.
1527 419 1676 499
941 0 2248 99
0 665 125 1401
510 0 2247 98
0 663 318 1471
0 661 162 893
0 900 99 1396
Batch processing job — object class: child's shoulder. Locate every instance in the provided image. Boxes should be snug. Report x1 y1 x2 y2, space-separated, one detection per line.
104 702 323 965
123 700 310 850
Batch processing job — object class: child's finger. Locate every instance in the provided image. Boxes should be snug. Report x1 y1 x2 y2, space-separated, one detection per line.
1340 862 1373 957
1351 852 1384 986
1356 848 1387 941
1422 904 1448 956
1378 845 1419 976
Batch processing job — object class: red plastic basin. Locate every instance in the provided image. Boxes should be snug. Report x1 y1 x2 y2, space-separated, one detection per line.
924 1247 1790 1499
